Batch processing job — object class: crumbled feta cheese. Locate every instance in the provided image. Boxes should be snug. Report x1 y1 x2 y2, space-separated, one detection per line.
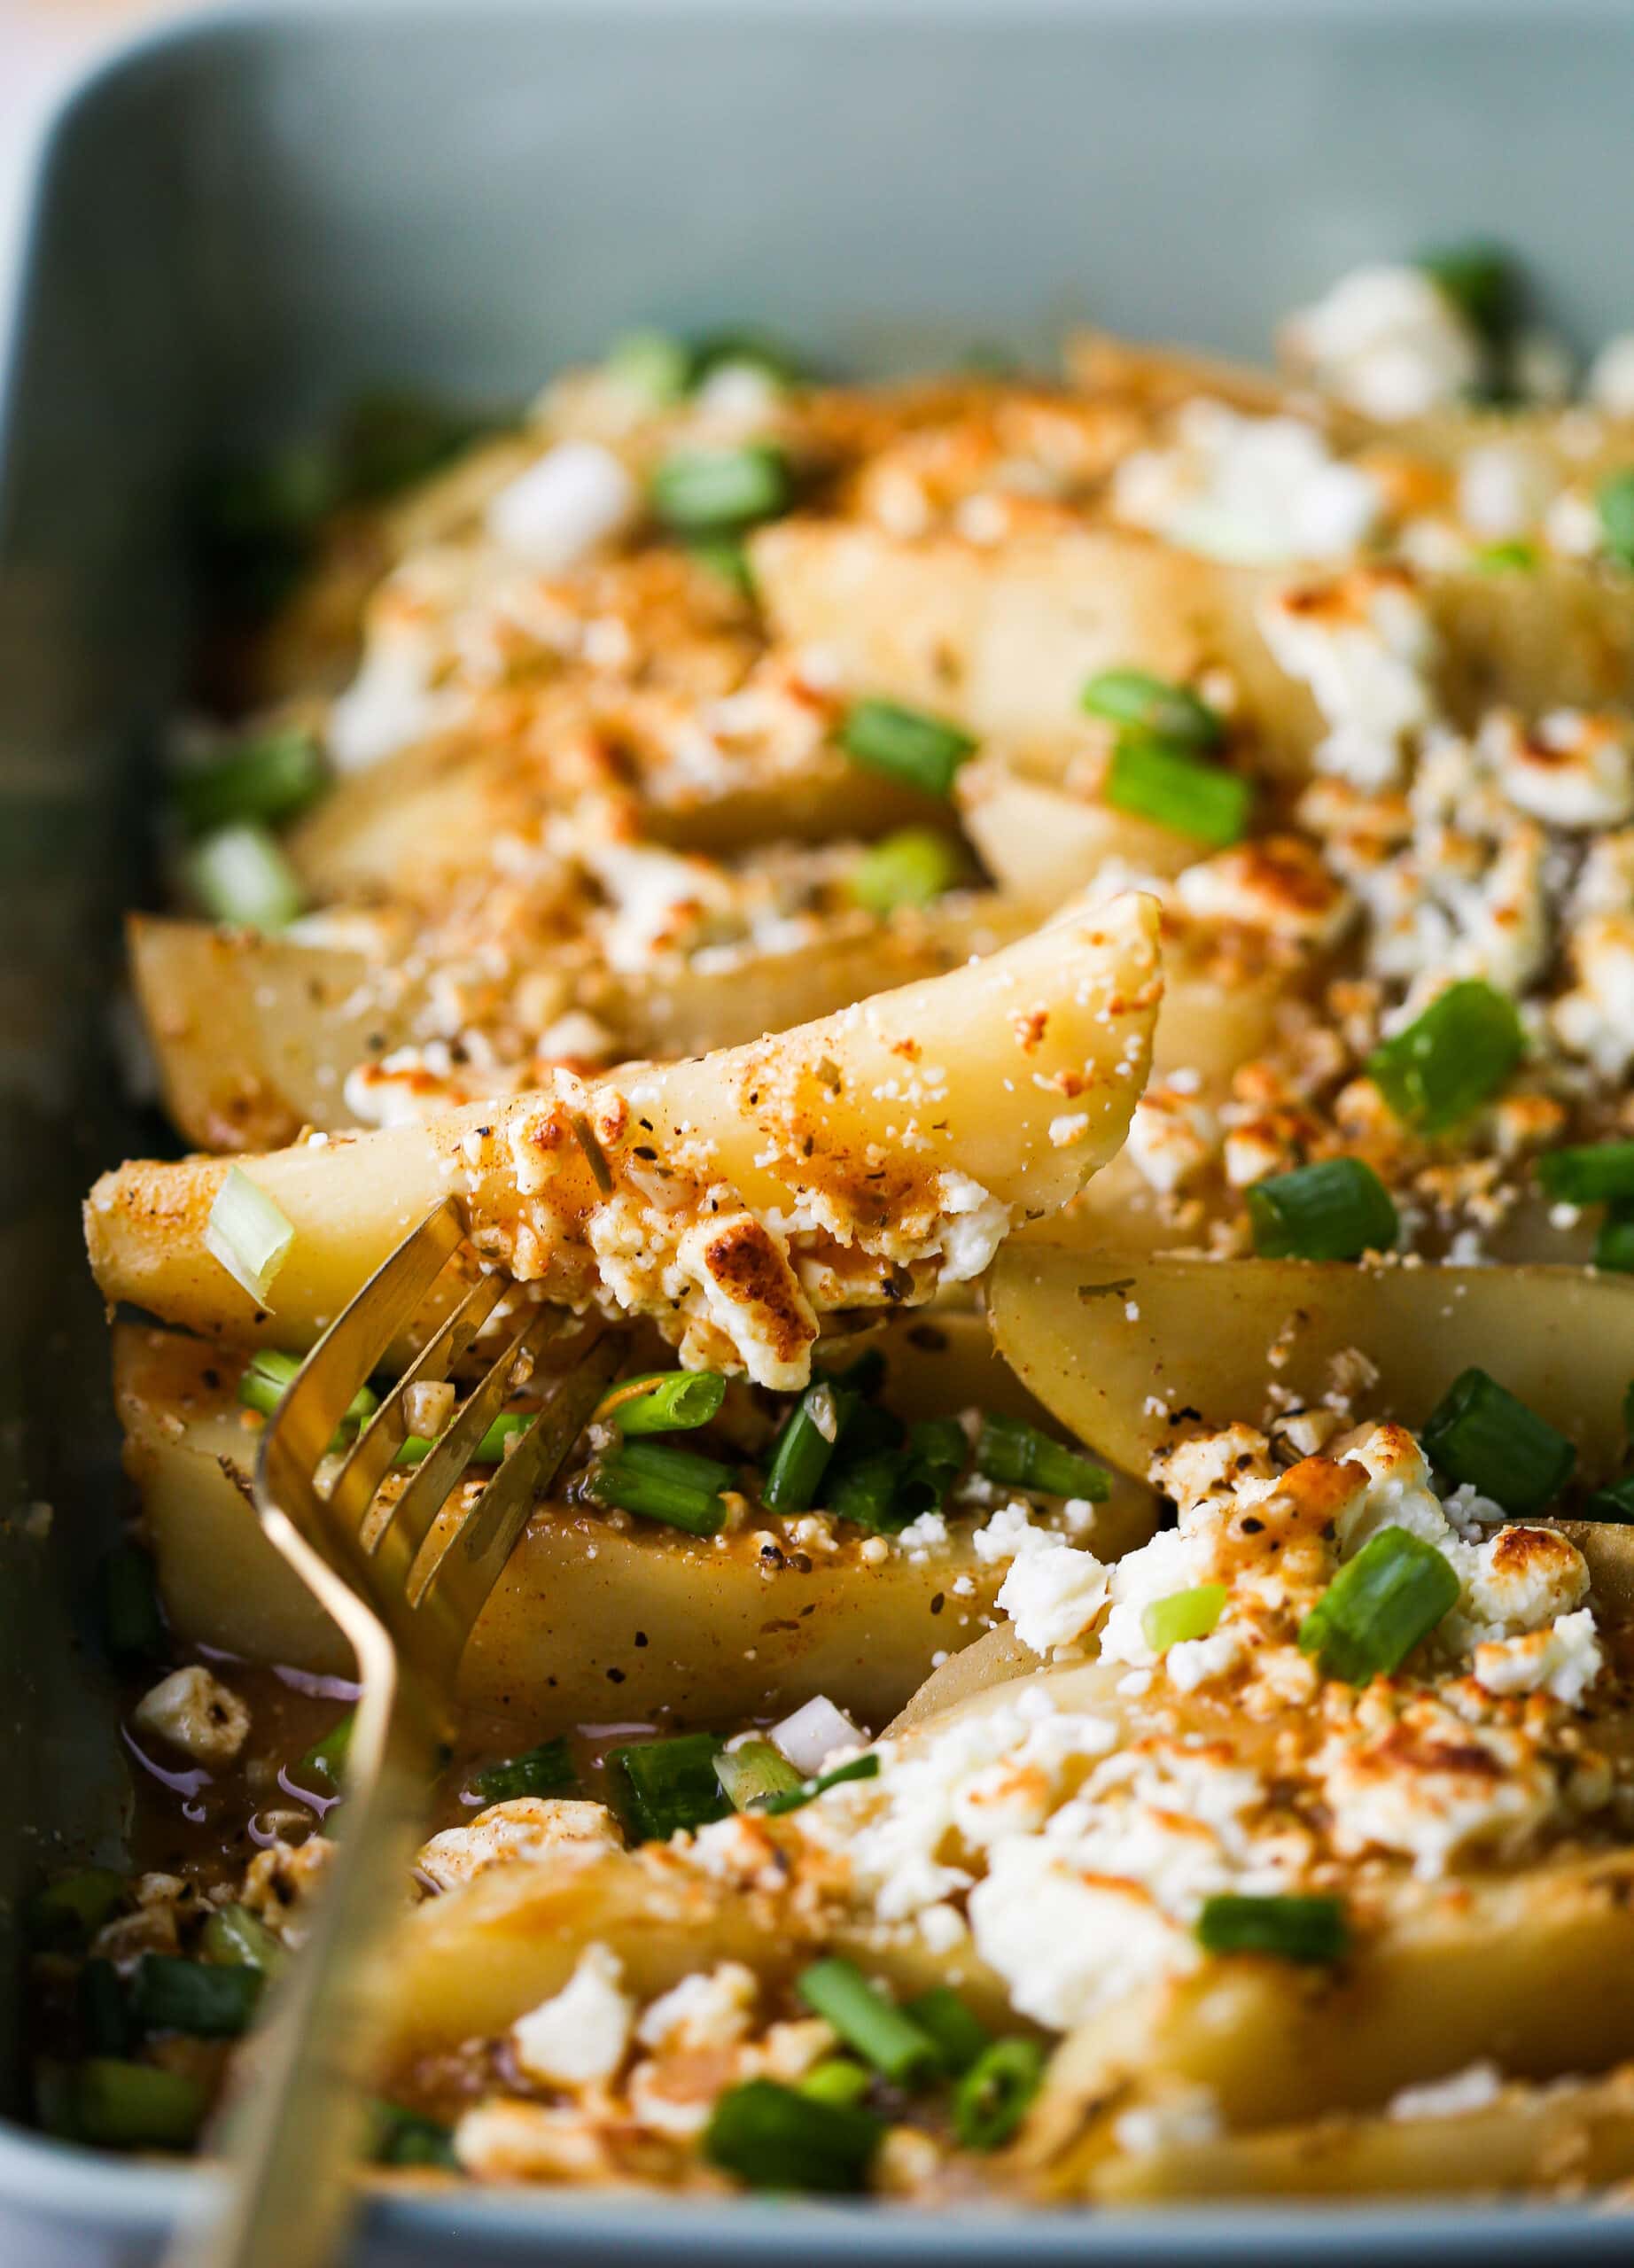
486 440 640 571
455 2097 610 2181
1472 1609 1604 1705
1113 2086 1224 2155
131 1665 251 1768
635 1961 758 2053
1388 2062 1505 2123
416 1798 621 1891
1460 1524 1589 1635
1482 707 1634 831
1164 1625 1246 1693
1588 331 1634 416
510 1945 634 2088
1125 1089 1218 1195
997 1540 1109 1653
1280 263 1481 420
969 1843 1194 2029
1113 400 1381 564
1553 910 1634 1076
1174 837 1353 945
932 1173 1013 1283
1259 567 1437 791
1457 443 1556 541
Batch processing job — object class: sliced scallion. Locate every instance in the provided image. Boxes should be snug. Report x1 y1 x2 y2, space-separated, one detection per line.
593 1370 726 1436
396 1410 534 1467
187 821 305 930
837 699 977 798
1142 1583 1228 1655
1297 1525 1460 1683
1421 1366 1576 1515
466 1736 579 1806
975 1414 1109 1501
827 1449 910 1534
1473 540 1538 574
605 329 692 407
1537 1142 1634 1207
756 1751 880 1816
586 1440 731 1535
1104 734 1251 848
1583 1473 1634 1524
1418 243 1520 351
848 827 965 915
74 2059 207 2150
687 538 754 597
201 1903 286 1977
1598 468 1634 569
296 1710 354 1794
1195 1891 1350 1964
27 1868 128 1953
1597 1205 1634 1275
129 1954 264 2039
798 2059 873 2109
204 1165 295 1309
1081 667 1222 750
796 1958 938 2086
650 442 790 534
953 2037 1047 2151
172 727 327 837
688 330 802 392
366 2099 460 2170
237 1348 377 1439
704 2077 882 2194
903 1986 988 2076
1246 1157 1399 1262
764 1380 854 1514
610 1732 730 1842
1366 980 1524 1135
97 1542 167 1671
713 1738 804 1812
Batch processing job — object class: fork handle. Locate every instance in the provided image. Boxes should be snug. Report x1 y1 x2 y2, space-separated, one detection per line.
166 1542 439 2268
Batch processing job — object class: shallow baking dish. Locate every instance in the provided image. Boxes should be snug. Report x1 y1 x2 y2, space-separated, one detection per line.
8 1 1634 2260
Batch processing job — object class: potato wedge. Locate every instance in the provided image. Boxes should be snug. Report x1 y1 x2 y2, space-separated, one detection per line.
988 1249 1634 1483
955 753 1200 903
88 892 1162 1375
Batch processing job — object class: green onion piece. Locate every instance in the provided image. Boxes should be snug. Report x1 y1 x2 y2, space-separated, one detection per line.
237 1347 377 1439
1081 667 1221 750
1472 540 1538 574
1104 734 1251 848
297 1710 354 1793
610 1732 730 1842
826 1449 912 1534
594 1370 727 1436
466 1736 579 1806
97 1539 168 1670
1583 1473 1634 1524
397 1412 534 1466
954 2037 1047 2151
74 2058 207 2151
1597 1205 1634 1276
975 1414 1110 1501
756 1751 881 1816
1418 243 1521 350
1141 1583 1228 1655
187 821 305 931
1537 1143 1634 1207
1421 1366 1576 1515
704 2077 882 2194
1599 469 1634 569
897 1417 969 1520
797 1958 939 2087
837 699 977 798
129 1954 264 2039
817 1346 887 1399
650 442 790 533
78 1961 133 2057
688 329 802 392
713 1738 804 1812
903 1987 989 2077
1365 980 1524 1135
1196 1891 1350 1963
173 727 327 837
848 827 965 915
201 1903 288 1977
366 2098 460 2170
586 1440 731 1535
1247 1157 1399 1262
687 539 755 597
204 1164 295 1308
764 1380 853 1513
605 329 692 407
27 1867 128 1952
1297 1525 1460 1683
798 2059 873 2109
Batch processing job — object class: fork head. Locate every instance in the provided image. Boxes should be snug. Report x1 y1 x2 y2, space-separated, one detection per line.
253 1197 624 1710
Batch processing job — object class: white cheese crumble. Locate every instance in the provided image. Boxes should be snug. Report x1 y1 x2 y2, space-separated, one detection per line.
1280 263 1482 420
485 440 641 571
1387 2062 1506 2123
510 1944 634 2088
1112 399 1381 565
1259 567 1437 791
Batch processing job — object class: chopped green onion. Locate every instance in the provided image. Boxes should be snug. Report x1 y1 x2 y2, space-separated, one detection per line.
650 442 790 533
1104 734 1251 848
848 827 965 915
1247 1157 1399 1262
688 329 802 392
1365 980 1524 1136
1297 1525 1460 1683
764 1380 853 1513
817 1346 887 1399
204 1164 295 1307
1597 1205 1634 1276
366 2099 460 2170
975 1415 1110 1501
27 1868 128 1952
954 2037 1047 2151
704 2077 882 2194
466 1736 579 1806
606 329 692 407
827 1449 911 1534
1141 1583 1228 1655
896 1417 969 1521
756 1752 880 1816
903 1987 989 2077
78 1961 133 2057
798 2059 873 2109
97 1541 168 1670
1421 1366 1576 1515
187 821 305 930
587 1440 731 1535
201 1903 287 1977
296 1710 354 1793
1081 667 1221 750
74 2059 207 2151
396 1410 535 1467
129 1954 264 2039
1583 1473 1634 1523
713 1738 804 1812
173 727 327 836
1472 540 1538 574
609 1732 730 1842
837 699 977 798
796 1958 938 2087
1417 243 1521 350
1599 469 1634 569
594 1370 727 1436
1537 1142 1634 1207
1195 1892 1350 1964
237 1348 377 1440
687 538 755 597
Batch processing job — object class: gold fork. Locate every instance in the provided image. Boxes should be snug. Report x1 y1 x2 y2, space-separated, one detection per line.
168 1195 623 2268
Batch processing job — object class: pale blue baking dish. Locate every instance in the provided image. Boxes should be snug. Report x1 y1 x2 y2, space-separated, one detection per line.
6 2 1634 2259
